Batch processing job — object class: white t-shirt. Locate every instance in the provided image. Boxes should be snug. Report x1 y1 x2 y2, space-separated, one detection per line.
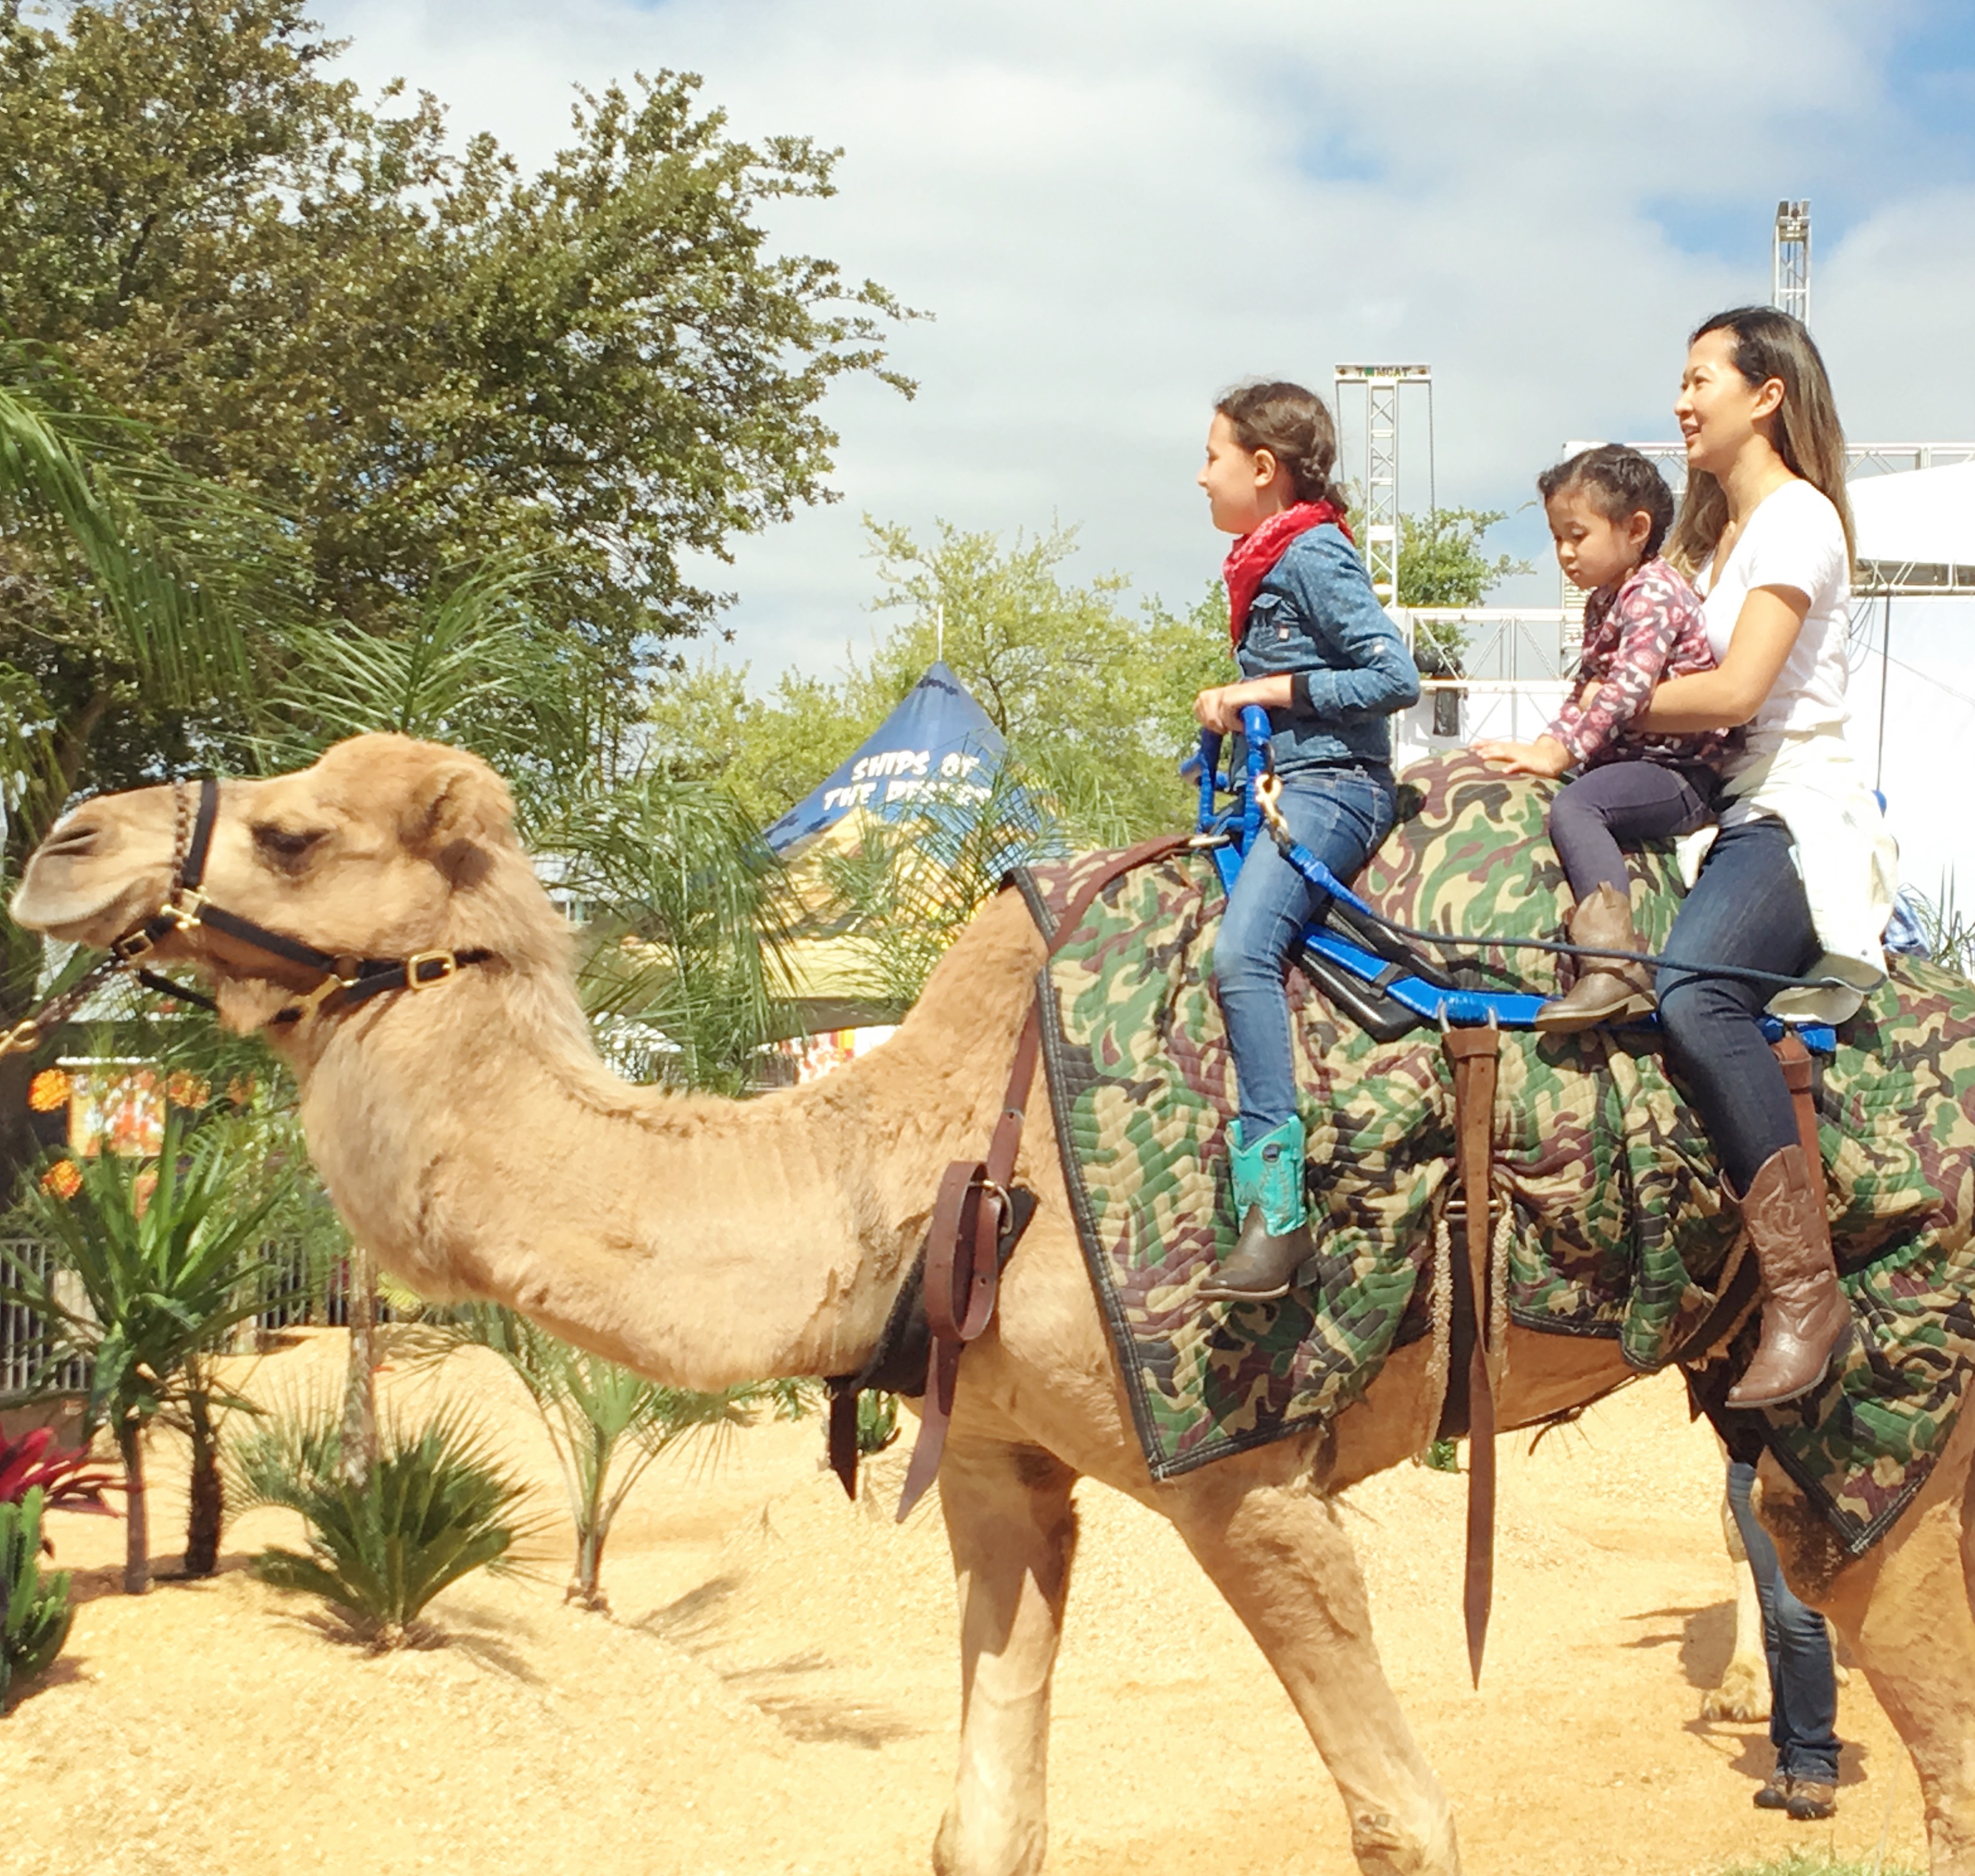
1698 478 1851 741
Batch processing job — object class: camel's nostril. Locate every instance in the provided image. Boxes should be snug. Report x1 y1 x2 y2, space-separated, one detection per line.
39 821 101 859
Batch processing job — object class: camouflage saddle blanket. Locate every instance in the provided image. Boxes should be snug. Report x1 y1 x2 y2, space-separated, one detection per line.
1016 752 1975 1556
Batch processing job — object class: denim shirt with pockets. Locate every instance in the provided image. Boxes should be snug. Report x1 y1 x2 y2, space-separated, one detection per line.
1234 523 1421 773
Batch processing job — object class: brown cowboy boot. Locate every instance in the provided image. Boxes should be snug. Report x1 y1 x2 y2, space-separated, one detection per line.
1534 883 1656 1032
1727 1144 1853 1409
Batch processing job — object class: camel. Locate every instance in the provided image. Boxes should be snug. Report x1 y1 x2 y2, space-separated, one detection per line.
11 732 1975 1876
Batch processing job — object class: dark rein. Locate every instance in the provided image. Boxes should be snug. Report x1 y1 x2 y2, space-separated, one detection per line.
2 777 491 1057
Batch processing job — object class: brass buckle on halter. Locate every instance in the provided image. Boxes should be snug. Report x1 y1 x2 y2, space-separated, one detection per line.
1 1018 40 1057
112 929 156 963
405 950 456 991
163 887 207 930
291 970 353 1021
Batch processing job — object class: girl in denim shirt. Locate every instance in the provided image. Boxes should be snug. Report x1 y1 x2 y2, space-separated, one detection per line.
1193 381 1421 1302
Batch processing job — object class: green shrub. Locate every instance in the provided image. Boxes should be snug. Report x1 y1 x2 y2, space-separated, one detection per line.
233 1403 536 1648
1714 1854 1924 1876
1 1489 75 1712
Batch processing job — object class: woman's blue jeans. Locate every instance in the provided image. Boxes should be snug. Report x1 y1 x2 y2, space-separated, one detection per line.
1216 764 1398 1137
1655 816 1821 1194
1727 1458 1841 1784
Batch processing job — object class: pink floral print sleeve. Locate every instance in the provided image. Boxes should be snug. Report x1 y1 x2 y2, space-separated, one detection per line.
1546 556 1738 772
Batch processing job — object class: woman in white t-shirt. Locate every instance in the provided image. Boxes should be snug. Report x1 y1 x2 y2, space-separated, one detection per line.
1634 306 1896 1411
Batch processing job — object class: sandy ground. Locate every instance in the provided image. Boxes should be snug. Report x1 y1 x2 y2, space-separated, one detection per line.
0 1327 1933 1876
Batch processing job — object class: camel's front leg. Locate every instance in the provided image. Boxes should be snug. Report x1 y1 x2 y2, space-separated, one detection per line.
1167 1465 1460 1876
931 1435 1079 1876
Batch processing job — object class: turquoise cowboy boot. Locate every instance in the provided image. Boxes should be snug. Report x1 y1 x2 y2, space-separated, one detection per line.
1199 1115 1314 1303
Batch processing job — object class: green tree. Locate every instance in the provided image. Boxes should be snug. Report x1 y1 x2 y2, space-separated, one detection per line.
649 522 1232 846
0 1 910 1199
0 0 911 656
1394 507 1534 675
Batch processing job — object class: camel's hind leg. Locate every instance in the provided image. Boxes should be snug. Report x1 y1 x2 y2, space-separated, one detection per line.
1801 1413 1975 1876
931 1435 1078 1876
1163 1461 1460 1876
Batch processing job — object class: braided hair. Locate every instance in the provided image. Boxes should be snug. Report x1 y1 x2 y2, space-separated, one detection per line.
1215 381 1351 510
1538 444 1676 561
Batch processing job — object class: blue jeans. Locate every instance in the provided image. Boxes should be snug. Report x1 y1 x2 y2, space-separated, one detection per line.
1727 1459 1841 1784
1655 816 1820 1193
1216 764 1398 1136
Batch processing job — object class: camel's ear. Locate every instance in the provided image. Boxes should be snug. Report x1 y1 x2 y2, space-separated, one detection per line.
399 757 514 869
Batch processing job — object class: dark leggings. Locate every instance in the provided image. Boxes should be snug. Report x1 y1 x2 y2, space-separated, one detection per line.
1655 816 1821 1193
1548 760 1715 901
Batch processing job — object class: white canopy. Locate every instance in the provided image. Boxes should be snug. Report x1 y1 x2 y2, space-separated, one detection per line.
1850 461 1975 571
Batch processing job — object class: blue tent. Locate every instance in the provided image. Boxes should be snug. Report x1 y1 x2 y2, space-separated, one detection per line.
763 661 1019 855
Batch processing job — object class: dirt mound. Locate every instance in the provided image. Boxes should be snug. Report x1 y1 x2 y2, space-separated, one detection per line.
0 1331 1930 1875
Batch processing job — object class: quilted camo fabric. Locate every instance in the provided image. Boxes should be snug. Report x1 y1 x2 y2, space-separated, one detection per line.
1024 753 1975 1555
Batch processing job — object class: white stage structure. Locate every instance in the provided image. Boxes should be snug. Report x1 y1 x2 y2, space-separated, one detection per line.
1333 363 1432 608
1773 199 1811 327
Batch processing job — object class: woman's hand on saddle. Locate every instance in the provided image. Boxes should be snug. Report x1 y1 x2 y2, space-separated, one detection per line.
1471 734 1574 778
1194 675 1291 734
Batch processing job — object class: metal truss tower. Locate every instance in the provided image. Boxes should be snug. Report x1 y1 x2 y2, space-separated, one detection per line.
1773 199 1810 327
1334 364 1431 607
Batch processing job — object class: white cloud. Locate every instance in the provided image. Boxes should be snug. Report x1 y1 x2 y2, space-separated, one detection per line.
313 0 1975 676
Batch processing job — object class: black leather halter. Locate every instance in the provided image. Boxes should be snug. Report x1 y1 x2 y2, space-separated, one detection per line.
2 776 491 1055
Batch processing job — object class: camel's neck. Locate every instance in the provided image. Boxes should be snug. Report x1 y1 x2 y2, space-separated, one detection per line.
282 896 1042 1391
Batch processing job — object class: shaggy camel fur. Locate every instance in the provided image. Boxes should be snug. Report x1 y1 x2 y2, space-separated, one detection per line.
12 733 1975 1876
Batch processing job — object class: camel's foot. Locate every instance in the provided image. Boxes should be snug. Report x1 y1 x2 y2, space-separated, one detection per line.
1701 1651 1770 1723
1349 1805 1462 1876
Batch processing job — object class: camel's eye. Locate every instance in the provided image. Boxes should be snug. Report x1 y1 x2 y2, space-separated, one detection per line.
252 823 327 869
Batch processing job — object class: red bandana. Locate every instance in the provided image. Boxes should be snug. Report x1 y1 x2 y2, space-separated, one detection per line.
1223 501 1354 646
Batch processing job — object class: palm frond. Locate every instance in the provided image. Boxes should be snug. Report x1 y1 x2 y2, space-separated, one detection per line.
263 559 608 828
0 336 288 702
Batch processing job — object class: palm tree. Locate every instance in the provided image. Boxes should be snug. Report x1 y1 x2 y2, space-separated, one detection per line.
8 1108 282 1592
420 1305 784 1612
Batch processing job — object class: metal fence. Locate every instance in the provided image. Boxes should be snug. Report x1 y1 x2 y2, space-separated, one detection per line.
0 1237 91 1400
0 1236 388 1404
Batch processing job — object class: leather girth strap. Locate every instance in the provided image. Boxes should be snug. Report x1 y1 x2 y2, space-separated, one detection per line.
892 1006 1043 1522
879 832 1196 1522
1442 1020 1502 1690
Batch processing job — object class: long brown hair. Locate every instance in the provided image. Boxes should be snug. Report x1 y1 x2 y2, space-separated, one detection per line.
1215 381 1351 509
1665 307 1854 575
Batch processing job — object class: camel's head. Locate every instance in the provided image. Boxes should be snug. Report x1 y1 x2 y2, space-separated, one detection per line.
10 734 546 1032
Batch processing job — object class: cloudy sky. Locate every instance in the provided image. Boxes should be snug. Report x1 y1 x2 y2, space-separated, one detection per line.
314 0 1975 683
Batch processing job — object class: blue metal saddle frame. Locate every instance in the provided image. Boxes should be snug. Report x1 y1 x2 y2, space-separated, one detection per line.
1191 707 1835 1053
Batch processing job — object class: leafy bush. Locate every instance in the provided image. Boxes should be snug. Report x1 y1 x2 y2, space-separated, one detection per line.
0 1428 119 1515
1714 1856 1923 1876
0 1489 74 1713
232 1403 536 1648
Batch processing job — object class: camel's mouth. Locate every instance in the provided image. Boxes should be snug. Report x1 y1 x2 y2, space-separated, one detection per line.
10 810 168 946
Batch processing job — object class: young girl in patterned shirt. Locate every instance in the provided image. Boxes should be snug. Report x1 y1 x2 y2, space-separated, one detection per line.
1476 444 1736 1030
